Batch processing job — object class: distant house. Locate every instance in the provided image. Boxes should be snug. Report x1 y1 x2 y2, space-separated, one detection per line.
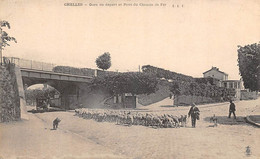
203 67 228 81
203 67 244 100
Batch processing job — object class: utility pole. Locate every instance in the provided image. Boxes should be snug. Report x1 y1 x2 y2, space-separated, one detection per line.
0 26 2 65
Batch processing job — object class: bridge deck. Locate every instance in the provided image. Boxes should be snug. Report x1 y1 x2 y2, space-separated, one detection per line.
21 68 93 83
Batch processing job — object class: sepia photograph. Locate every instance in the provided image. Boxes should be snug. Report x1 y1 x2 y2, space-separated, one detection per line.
0 0 259 158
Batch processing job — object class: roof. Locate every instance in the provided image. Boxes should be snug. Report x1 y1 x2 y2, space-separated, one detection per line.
203 67 228 75
222 80 241 82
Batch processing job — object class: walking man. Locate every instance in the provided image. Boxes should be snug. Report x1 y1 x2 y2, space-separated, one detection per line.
188 103 200 128
228 100 236 119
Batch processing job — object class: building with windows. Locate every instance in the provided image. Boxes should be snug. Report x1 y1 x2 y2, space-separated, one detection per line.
203 67 228 81
221 80 243 89
221 80 244 100
203 67 244 100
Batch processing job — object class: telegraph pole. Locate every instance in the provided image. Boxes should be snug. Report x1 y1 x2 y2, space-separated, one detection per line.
0 26 2 65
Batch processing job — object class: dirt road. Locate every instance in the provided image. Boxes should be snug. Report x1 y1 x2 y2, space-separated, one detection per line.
0 112 125 159
0 98 259 159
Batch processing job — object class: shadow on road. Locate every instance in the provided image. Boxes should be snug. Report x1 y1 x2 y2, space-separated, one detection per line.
28 108 66 114
248 115 260 124
204 116 247 125
160 105 175 108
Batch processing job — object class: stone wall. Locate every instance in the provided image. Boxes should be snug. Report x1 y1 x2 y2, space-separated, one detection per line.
174 95 215 106
0 64 20 122
138 81 171 106
240 90 258 100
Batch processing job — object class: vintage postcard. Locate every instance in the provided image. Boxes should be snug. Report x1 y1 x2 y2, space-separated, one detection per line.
0 0 259 159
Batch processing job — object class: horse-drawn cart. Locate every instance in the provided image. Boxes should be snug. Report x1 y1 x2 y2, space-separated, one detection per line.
36 98 49 111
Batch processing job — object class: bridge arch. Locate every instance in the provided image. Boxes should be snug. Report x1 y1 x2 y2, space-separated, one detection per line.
22 77 83 109
25 84 61 108
23 78 63 94
5 57 103 109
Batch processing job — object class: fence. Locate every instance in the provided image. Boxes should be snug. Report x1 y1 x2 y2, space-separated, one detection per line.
3 57 56 71
240 90 258 100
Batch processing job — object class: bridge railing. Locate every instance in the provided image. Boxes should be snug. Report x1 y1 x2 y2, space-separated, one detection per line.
3 57 115 77
4 57 56 72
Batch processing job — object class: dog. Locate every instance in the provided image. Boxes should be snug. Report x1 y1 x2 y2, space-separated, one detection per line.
210 114 218 127
53 117 61 130
178 115 187 127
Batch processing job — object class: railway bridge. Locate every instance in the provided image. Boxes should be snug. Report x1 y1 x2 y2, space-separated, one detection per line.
6 57 100 109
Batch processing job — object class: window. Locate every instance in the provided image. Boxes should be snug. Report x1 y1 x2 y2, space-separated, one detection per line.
234 82 237 89
229 82 234 88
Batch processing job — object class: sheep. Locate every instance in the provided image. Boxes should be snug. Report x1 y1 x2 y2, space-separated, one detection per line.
75 108 189 128
178 115 187 127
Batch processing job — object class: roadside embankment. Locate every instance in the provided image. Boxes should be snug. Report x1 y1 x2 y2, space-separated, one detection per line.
0 64 20 122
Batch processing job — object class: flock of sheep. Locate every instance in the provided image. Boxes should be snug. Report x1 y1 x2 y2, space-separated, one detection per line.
75 108 187 128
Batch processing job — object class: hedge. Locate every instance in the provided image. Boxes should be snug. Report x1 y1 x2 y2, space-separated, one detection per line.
142 65 195 82
53 66 119 77
53 66 95 77
142 65 236 100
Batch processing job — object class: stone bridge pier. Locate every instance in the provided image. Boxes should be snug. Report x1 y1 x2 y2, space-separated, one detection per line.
54 82 91 109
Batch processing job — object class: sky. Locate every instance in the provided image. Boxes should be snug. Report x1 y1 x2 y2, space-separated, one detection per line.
0 0 259 80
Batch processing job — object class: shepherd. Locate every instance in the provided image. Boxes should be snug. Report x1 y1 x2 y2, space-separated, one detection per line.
188 103 200 128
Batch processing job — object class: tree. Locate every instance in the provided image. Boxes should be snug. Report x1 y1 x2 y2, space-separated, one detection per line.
92 72 158 96
0 21 17 65
95 52 111 71
170 81 181 96
91 72 158 106
237 43 260 91
170 81 181 106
